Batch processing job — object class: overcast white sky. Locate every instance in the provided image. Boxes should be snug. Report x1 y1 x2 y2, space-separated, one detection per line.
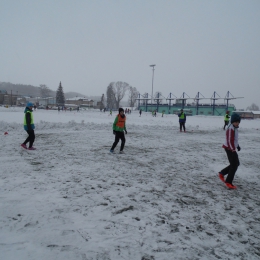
1 0 259 109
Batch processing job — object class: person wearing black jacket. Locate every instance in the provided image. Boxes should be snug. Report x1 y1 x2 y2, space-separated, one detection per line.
21 102 36 150
139 109 142 117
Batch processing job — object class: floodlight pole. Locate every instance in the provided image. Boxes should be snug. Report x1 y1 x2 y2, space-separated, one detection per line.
150 64 156 105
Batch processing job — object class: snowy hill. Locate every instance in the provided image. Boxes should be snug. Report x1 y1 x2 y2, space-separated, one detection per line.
0 82 88 99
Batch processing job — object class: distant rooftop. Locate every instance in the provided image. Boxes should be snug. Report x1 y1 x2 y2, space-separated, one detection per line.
66 97 93 101
235 110 260 115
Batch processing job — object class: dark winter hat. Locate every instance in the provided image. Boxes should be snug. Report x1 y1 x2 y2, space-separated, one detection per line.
231 113 241 123
118 108 124 113
27 102 34 107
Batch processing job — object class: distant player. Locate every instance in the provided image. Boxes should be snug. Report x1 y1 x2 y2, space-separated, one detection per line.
139 109 142 117
223 111 230 130
178 109 186 132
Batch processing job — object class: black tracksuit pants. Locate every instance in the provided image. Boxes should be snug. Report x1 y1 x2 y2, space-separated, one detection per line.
23 130 35 148
220 148 240 184
179 122 185 131
224 121 229 130
111 131 125 151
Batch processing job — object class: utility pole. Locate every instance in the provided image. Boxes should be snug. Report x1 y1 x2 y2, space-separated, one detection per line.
150 64 156 104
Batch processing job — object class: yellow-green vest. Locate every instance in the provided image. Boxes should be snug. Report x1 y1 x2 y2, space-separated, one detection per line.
24 110 35 130
179 113 185 119
224 114 229 122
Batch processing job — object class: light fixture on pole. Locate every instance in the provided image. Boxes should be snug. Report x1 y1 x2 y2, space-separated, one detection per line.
150 64 156 104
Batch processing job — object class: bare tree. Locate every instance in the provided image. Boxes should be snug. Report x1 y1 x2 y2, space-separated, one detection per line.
39 84 51 98
246 103 259 111
106 83 116 109
128 86 139 108
100 94 105 110
142 93 149 105
113 81 129 109
106 81 137 109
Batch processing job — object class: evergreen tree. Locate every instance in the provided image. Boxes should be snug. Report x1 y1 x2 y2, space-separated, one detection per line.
56 82 65 106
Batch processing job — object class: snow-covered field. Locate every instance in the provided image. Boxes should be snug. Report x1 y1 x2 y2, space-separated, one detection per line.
0 107 260 260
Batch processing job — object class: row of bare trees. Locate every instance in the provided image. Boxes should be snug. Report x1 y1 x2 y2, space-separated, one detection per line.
246 103 259 111
39 83 65 106
39 81 139 110
101 81 138 110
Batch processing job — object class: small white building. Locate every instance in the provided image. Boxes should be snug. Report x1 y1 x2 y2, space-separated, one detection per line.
233 111 260 119
66 97 94 107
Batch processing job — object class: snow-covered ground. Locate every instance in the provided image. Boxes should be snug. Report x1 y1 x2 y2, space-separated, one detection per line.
0 107 260 260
